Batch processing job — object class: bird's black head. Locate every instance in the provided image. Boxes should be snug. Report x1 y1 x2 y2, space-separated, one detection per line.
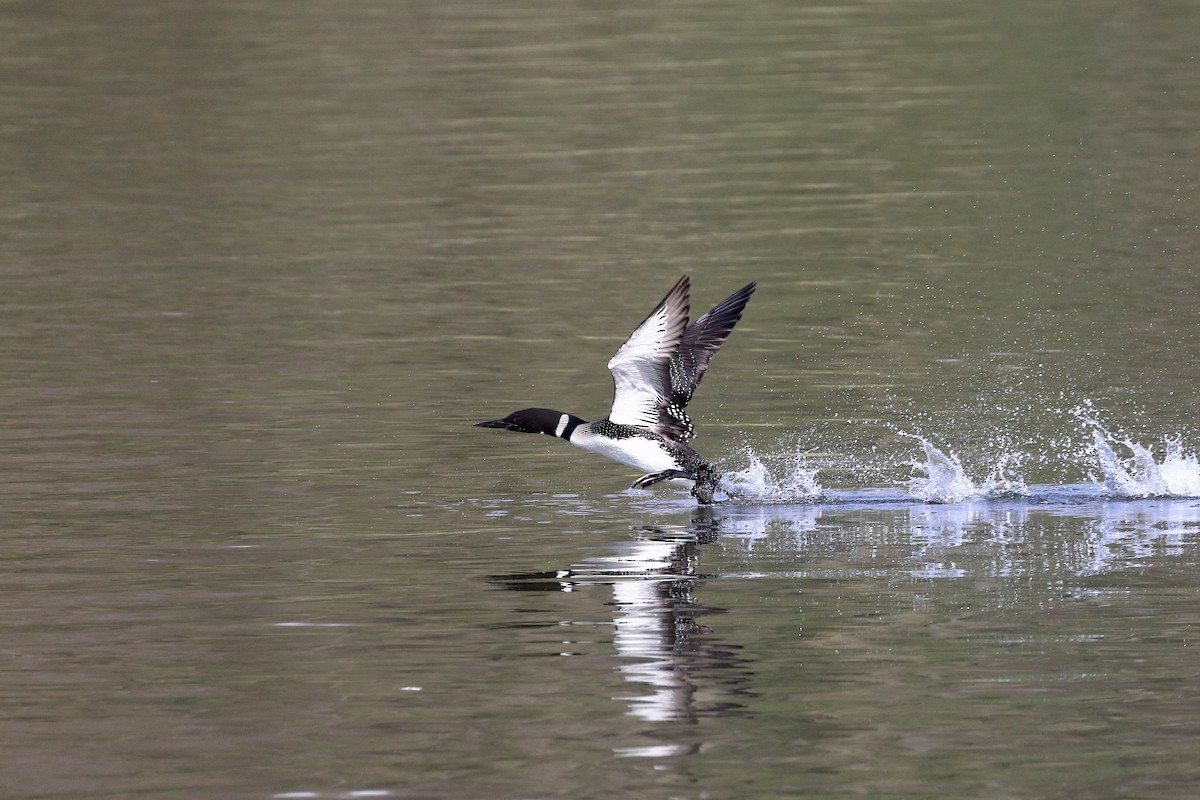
475 408 569 436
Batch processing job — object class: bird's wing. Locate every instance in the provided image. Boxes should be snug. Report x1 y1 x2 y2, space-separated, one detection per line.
665 281 757 439
606 276 690 431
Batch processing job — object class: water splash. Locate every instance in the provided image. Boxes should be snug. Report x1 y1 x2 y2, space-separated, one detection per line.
1090 431 1200 498
712 402 1200 506
719 446 822 503
980 451 1031 498
905 437 978 503
1070 402 1200 498
901 435 1030 503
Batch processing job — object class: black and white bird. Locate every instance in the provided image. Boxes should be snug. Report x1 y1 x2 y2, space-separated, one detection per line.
476 276 756 504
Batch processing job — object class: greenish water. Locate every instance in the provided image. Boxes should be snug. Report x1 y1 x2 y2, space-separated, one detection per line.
2 1 1200 798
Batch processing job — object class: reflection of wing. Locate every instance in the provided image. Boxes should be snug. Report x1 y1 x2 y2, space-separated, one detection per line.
606 276 689 430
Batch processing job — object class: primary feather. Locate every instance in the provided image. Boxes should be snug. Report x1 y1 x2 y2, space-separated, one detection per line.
663 280 756 439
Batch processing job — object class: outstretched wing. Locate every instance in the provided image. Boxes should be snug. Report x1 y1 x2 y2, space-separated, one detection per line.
606 276 689 431
664 281 757 439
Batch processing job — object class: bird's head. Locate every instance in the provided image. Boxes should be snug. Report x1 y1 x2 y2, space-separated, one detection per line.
475 408 568 436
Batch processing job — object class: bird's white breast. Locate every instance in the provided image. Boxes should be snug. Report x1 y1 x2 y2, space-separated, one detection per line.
568 428 680 473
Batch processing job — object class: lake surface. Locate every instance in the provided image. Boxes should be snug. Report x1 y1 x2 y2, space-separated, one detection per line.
3 1 1200 798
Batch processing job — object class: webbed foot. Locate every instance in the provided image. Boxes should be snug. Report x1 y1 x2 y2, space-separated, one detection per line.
631 469 695 490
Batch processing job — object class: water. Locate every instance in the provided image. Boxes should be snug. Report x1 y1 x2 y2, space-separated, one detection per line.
722 407 1200 504
4 0 1200 797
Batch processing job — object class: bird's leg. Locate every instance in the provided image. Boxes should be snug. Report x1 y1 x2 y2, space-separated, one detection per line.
631 463 722 505
630 469 695 489
689 462 720 505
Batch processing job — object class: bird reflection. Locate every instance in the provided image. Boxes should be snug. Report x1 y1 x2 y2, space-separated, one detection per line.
489 507 754 728
486 491 1200 751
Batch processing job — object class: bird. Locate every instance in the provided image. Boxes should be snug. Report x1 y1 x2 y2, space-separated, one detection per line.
476 275 756 504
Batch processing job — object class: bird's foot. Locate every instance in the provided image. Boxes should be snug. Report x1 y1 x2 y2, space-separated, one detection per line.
631 465 722 505
631 469 694 490
689 463 720 505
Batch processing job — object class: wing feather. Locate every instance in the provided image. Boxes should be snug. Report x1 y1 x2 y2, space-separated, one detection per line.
606 276 690 429
673 281 757 406
663 281 757 440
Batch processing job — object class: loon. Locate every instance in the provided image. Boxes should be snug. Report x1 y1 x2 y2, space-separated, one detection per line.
476 275 756 504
